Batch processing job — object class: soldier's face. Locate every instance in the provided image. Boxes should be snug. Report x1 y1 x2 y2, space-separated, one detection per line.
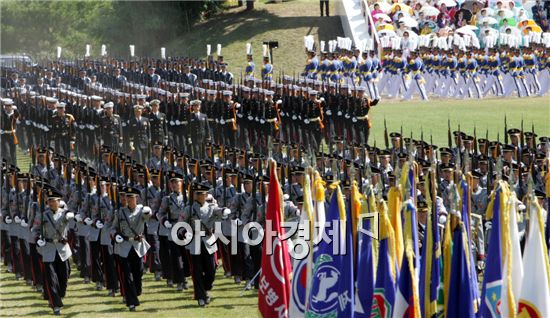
195 192 207 204
192 104 200 112
153 147 162 157
47 198 60 211
170 180 182 192
152 104 159 112
127 195 137 209
244 182 253 193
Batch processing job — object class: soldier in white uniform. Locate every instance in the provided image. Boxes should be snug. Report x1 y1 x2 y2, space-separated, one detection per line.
110 186 151 311
31 188 75 315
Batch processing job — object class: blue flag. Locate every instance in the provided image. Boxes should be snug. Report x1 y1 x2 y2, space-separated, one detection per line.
460 178 480 307
355 217 374 317
479 186 503 318
307 188 354 318
447 224 475 318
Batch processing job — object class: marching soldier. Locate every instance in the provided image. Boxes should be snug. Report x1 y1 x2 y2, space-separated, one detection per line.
96 178 119 296
98 102 122 150
125 105 150 164
158 171 190 291
142 169 162 280
147 99 168 146
49 102 75 159
188 100 211 159
470 170 487 271
110 186 152 311
181 182 230 307
228 173 253 283
31 188 75 315
1 98 18 165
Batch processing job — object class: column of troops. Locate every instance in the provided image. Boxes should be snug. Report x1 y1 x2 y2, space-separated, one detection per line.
0 56 549 315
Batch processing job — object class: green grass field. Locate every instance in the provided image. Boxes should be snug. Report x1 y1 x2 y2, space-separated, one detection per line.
166 0 344 79
0 263 259 317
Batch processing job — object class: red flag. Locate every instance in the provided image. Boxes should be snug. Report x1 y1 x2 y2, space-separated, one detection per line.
258 161 292 318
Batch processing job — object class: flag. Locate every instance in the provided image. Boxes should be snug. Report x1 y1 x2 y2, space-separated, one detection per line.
355 186 375 318
500 192 524 318
290 172 314 317
479 182 504 318
545 171 550 255
419 175 441 318
459 177 480 312
447 222 475 318
388 186 404 270
306 185 354 318
259 161 292 318
393 200 421 318
371 199 396 318
517 200 550 317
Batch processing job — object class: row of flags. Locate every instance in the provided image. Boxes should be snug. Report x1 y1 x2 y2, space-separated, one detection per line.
258 160 550 318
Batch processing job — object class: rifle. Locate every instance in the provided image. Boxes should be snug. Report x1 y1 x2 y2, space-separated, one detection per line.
447 118 452 149
384 117 389 149
504 114 508 145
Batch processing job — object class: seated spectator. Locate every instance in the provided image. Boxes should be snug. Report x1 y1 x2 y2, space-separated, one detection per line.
371 3 384 23
455 10 467 28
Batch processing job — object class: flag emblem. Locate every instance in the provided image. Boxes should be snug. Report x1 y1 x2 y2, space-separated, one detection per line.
308 254 341 316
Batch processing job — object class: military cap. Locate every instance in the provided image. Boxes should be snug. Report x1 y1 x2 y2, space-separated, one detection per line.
103 102 114 109
534 189 546 199
99 176 110 184
137 95 147 100
224 168 238 176
295 195 304 204
507 128 520 135
440 163 454 171
150 99 160 105
190 100 201 106
258 175 270 183
309 90 318 96
17 172 30 179
2 98 14 106
471 170 483 179
389 132 401 139
334 136 344 143
502 144 515 153
91 95 102 101
200 159 213 167
134 165 146 176
370 166 381 174
125 187 141 197
342 178 352 189
452 131 466 138
477 154 489 163
150 169 161 177
45 188 64 200
463 135 474 142
291 166 305 175
241 173 254 182
193 182 211 193
56 102 66 108
46 97 58 104
417 200 428 211
223 90 232 96
133 104 144 111
524 132 537 138
378 149 391 157
439 147 453 155
168 171 184 181
152 140 163 148
477 138 488 144
538 136 548 143
397 152 408 159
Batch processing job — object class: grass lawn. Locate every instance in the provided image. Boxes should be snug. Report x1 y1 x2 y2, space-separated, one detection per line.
166 0 343 79
0 263 259 317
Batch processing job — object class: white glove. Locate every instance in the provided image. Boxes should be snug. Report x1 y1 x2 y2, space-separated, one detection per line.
164 220 172 229
247 115 253 121
95 220 104 229
20 219 28 227
188 138 192 144
206 194 214 202
438 214 447 225
484 221 492 231
170 120 175 126
296 209 301 216
175 120 181 125
518 203 526 211
260 119 265 124
66 212 75 221
219 119 224 124
185 231 193 241
283 194 290 201
304 119 310 124
14 215 21 224
36 238 46 247
223 208 231 217
5 216 13 224
352 117 357 123
319 97 325 102
115 234 124 243
292 115 297 120
326 110 332 115
337 111 342 116
235 218 243 226
345 114 350 119
84 217 93 225
75 214 83 222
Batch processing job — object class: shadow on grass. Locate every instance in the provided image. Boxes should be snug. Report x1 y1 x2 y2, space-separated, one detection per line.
168 8 342 53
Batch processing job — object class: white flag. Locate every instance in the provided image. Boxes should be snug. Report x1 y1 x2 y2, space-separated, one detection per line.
57 47 62 59
517 201 550 317
129 45 135 57
85 44 91 57
501 194 524 318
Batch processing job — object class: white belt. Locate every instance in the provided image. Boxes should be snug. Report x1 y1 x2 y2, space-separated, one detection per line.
357 115 369 120
266 118 277 123
0 130 14 134
309 117 320 122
